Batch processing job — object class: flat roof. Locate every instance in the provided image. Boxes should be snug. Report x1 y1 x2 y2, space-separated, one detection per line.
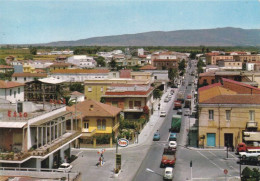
30 111 71 126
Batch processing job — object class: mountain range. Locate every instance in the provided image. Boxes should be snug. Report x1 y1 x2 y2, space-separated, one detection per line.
44 27 260 46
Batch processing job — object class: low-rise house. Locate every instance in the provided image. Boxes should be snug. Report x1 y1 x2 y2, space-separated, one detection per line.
0 80 24 103
102 84 154 120
12 73 47 83
218 60 242 70
69 91 85 103
0 65 14 74
0 102 81 169
67 55 96 69
198 79 260 148
50 69 110 83
67 99 121 147
48 63 74 72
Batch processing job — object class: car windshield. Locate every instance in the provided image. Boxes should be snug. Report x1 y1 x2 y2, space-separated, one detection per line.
166 171 172 174
59 165 68 168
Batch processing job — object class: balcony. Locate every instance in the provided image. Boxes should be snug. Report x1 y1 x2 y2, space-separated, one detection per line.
0 131 82 163
124 107 143 112
112 122 120 132
246 121 258 129
81 129 97 137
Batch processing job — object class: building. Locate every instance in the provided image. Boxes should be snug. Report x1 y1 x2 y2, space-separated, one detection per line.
0 80 24 103
24 77 65 103
233 55 260 63
48 63 74 72
0 65 14 74
217 60 242 70
50 69 110 83
198 79 260 148
69 91 85 103
246 62 255 71
67 55 96 69
12 73 47 83
0 102 81 169
102 84 154 120
205 53 233 65
67 99 121 147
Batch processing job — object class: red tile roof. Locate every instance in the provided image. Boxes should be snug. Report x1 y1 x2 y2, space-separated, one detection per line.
67 99 121 117
222 78 260 91
201 94 260 104
119 69 131 78
51 69 109 74
153 59 178 62
0 80 24 88
140 65 157 70
70 91 84 96
198 82 222 92
12 73 47 77
0 65 13 69
199 71 216 77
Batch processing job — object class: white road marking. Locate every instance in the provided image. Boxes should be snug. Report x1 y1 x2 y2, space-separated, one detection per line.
166 133 170 142
76 151 83 157
208 151 217 157
197 151 223 171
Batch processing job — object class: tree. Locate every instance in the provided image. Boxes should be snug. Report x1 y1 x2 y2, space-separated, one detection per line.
0 59 7 65
69 83 84 93
109 59 117 70
30 47 37 55
153 89 162 99
95 56 106 67
178 59 186 75
168 68 178 82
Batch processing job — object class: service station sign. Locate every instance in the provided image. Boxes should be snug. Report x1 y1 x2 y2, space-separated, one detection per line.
117 138 129 147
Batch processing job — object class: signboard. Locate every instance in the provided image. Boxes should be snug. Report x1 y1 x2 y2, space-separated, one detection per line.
224 169 228 175
118 138 129 147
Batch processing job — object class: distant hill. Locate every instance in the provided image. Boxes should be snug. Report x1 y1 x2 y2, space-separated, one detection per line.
44 27 260 46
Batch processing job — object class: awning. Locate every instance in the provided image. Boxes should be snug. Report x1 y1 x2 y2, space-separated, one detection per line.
30 111 71 126
0 122 27 128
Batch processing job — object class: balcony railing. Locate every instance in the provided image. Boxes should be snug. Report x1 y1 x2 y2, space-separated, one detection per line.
0 131 81 162
124 107 143 112
81 129 97 137
247 121 258 129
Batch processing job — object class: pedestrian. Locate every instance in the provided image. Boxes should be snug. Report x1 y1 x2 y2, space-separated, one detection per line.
99 156 102 166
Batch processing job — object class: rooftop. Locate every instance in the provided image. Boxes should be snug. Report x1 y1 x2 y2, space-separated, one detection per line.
70 91 84 96
140 65 157 70
201 94 260 104
51 69 109 74
0 80 24 89
12 72 47 77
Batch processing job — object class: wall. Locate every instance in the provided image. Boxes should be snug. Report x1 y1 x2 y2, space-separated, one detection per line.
198 105 260 147
0 86 24 103
85 84 108 101
85 117 114 134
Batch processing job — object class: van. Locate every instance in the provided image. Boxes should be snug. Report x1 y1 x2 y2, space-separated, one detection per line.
163 167 173 180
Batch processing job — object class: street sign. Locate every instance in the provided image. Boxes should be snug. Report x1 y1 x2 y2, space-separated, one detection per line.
224 169 228 175
118 138 129 147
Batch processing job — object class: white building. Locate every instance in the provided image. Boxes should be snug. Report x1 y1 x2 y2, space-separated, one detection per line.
67 55 96 68
69 91 85 102
12 73 47 83
246 62 255 71
0 80 24 103
138 48 144 56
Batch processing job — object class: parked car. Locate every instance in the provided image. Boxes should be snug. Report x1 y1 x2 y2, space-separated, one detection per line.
239 156 260 166
177 109 182 115
163 167 173 180
58 163 72 172
164 97 170 102
169 133 177 141
239 149 260 160
153 132 160 141
184 110 190 116
168 141 177 149
160 111 167 117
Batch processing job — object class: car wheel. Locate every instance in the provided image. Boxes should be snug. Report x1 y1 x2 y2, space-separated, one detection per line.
242 155 246 160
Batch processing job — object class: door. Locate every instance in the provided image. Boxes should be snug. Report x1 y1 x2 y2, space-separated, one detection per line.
83 121 89 132
224 133 233 148
207 133 216 147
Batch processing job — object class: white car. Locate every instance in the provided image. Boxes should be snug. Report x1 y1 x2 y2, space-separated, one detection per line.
168 141 177 149
160 111 167 117
163 167 173 180
164 97 170 102
58 163 72 172
239 149 260 160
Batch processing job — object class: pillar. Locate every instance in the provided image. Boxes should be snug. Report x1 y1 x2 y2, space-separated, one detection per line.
41 127 43 147
93 137 96 148
71 116 73 131
49 154 53 169
110 136 113 148
36 127 39 148
36 158 41 171
45 124 48 144
49 122 52 142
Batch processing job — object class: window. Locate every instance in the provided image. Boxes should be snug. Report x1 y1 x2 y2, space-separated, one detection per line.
134 101 141 108
209 110 214 120
97 119 101 130
97 119 106 130
102 119 106 130
14 91 16 98
154 76 157 80
9 89 12 96
101 87 103 92
88 86 92 92
18 88 20 94
226 110 231 121
249 110 255 121
15 77 17 81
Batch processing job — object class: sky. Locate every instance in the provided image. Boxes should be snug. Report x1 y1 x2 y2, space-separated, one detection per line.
0 0 260 44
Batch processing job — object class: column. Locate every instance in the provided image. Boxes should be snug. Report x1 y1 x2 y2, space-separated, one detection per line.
60 121 63 136
41 127 43 147
49 122 52 142
57 120 60 137
49 154 53 169
36 126 39 148
36 158 41 171
53 121 56 139
45 124 48 144
71 116 73 131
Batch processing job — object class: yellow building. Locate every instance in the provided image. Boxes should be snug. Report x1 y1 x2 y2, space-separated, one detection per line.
67 99 121 148
23 64 36 73
198 80 260 148
84 78 151 102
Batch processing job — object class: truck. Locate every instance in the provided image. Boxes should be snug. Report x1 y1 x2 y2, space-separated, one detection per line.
160 151 176 168
236 142 260 154
174 100 182 110
169 115 182 133
177 91 184 103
